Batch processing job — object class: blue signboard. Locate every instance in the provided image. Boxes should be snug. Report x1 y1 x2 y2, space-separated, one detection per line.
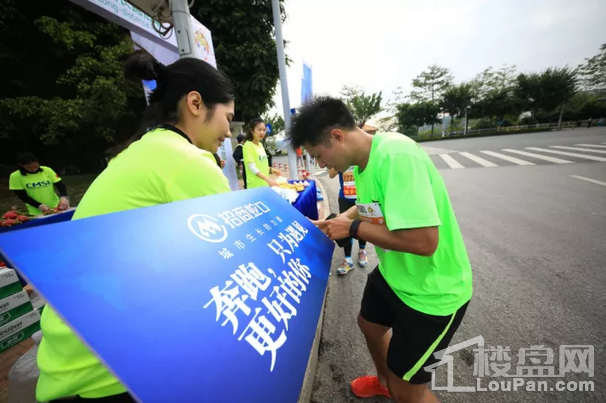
0 188 334 403
265 123 272 134
301 63 313 104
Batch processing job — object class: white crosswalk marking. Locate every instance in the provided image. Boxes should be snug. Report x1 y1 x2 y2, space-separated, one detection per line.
480 151 535 166
439 153 465 169
526 147 606 162
570 175 606 187
575 144 606 149
550 146 606 154
501 149 573 164
459 152 498 167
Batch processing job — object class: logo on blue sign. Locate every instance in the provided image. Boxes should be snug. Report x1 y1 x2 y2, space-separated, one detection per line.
188 214 228 243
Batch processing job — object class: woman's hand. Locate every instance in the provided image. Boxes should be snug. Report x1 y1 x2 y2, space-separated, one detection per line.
59 197 70 210
39 204 50 214
268 179 279 187
272 168 283 176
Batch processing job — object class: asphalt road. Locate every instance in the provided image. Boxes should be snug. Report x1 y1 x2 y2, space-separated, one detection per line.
311 127 606 403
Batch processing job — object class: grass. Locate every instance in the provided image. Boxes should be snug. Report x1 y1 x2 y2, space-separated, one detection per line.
0 174 98 215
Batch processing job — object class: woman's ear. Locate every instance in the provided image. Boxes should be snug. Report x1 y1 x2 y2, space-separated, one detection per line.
186 91 205 117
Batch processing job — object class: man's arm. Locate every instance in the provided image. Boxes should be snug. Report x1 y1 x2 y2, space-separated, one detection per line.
318 214 438 256
357 221 438 256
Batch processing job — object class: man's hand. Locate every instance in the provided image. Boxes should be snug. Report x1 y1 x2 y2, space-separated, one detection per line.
272 168 283 176
39 204 50 214
312 215 352 240
220 160 226 169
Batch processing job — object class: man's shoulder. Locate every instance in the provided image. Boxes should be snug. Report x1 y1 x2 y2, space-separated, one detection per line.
374 132 423 157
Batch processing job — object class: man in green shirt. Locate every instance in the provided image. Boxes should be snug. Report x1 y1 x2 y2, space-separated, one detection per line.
288 96 472 403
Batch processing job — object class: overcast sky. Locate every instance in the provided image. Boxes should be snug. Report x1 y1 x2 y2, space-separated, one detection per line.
272 0 606 114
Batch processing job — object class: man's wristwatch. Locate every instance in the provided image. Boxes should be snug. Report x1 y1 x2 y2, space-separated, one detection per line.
349 219 362 239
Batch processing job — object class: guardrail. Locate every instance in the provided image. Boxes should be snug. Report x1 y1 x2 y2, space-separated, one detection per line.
412 121 581 140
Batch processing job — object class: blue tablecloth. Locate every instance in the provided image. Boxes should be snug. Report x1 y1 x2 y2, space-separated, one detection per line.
290 180 318 220
0 209 75 285
0 209 75 234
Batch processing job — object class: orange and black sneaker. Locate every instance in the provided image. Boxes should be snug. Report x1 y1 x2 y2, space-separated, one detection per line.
350 375 392 398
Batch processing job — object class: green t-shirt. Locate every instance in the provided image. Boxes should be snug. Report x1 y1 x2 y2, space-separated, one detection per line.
9 167 61 215
36 128 231 402
354 132 472 316
243 140 270 188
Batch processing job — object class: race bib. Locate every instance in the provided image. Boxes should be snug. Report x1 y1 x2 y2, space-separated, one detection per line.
357 202 390 252
356 202 385 225
342 167 357 200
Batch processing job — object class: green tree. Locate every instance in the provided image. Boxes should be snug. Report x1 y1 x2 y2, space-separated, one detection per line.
440 83 475 132
340 86 383 128
410 65 453 134
475 89 521 130
516 67 577 129
191 0 286 123
578 43 606 91
0 0 145 173
396 102 441 134
471 64 517 98
410 65 454 102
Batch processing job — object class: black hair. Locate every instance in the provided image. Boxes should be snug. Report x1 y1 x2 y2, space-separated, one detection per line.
108 50 235 157
16 152 42 175
245 118 265 142
236 134 245 143
288 96 356 149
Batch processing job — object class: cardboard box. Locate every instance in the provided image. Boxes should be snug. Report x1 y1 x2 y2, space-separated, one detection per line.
0 290 33 327
0 310 41 354
30 290 47 314
0 268 22 299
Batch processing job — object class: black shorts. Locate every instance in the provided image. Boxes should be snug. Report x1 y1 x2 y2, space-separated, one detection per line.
338 196 356 214
360 267 469 384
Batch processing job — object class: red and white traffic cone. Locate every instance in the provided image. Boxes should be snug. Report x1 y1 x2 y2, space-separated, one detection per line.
273 163 277 168
279 163 282 170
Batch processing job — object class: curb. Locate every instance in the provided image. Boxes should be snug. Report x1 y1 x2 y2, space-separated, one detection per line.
297 173 331 403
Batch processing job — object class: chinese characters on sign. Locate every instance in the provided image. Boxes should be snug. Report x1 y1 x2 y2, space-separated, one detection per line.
216 202 288 260
205 216 311 371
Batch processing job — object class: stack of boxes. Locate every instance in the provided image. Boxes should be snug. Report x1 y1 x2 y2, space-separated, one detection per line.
0 268 42 354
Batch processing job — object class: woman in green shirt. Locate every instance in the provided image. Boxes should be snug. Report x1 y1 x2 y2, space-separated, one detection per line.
9 152 69 216
243 118 282 188
36 50 236 403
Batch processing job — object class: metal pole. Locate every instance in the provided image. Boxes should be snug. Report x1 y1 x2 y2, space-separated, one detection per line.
463 108 468 136
272 0 298 180
171 0 196 58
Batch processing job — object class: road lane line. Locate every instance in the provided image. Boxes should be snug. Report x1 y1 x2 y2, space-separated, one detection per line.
459 152 498 167
502 149 573 164
525 147 606 162
480 151 535 166
550 146 606 154
439 154 465 169
575 144 606 149
570 175 606 187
